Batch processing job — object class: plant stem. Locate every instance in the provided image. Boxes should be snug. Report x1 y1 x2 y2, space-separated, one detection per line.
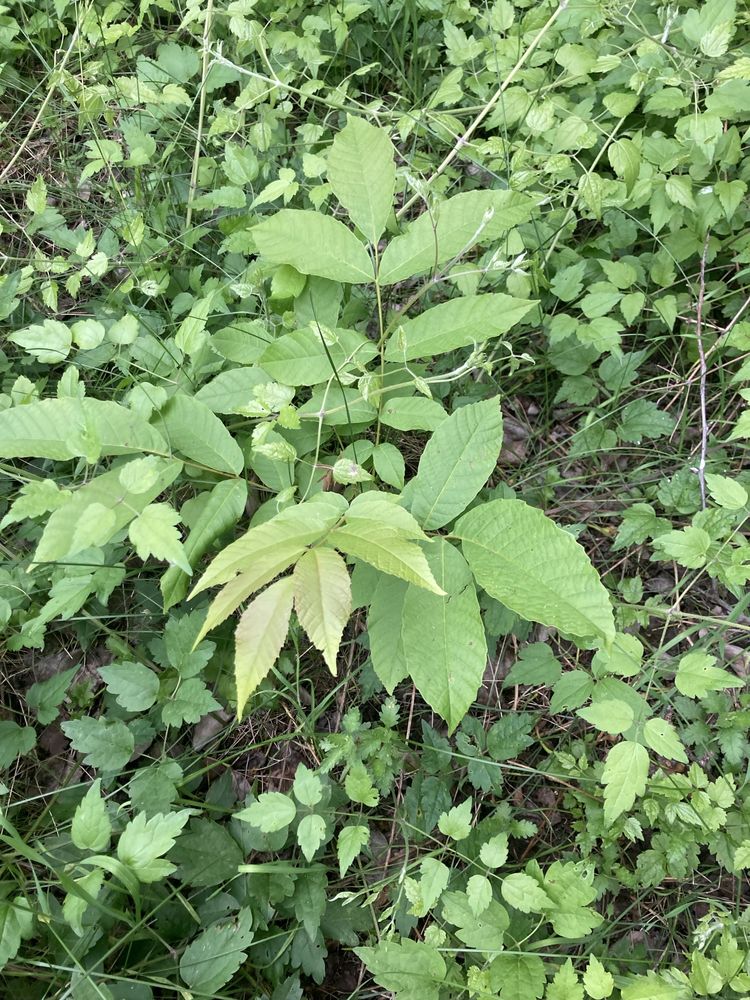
185 0 215 237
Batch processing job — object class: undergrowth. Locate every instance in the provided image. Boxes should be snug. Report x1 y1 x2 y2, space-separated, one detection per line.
1 0 750 998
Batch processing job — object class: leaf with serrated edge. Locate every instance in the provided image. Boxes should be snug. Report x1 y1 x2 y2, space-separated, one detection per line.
328 522 444 594
379 190 534 285
190 495 347 597
327 117 395 244
234 577 295 716
601 741 649 824
253 210 374 284
153 394 244 474
162 480 248 611
401 540 486 731
405 397 503 530
293 547 351 674
456 499 615 646
384 294 537 361
195 548 304 646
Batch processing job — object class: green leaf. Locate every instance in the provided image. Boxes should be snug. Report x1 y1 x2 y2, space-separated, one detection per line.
259 325 376 386
293 763 323 807
26 667 77 725
327 117 395 244
297 813 326 861
438 797 472 840
235 792 296 832
549 959 584 1000
379 190 533 285
234 577 295 715
99 662 160 712
9 319 72 363
577 699 634 735
705 473 748 510
372 443 405 490
0 897 34 972
129 503 192 574
385 294 537 361
191 494 347 596
674 650 742 698
355 939 446 1000
550 671 595 713
617 400 675 443
0 398 166 461
489 953 546 1000
337 824 369 877
652 526 711 568
26 175 47 215
456 499 615 646
175 294 215 355
63 869 104 938
292 547 351 674
608 138 640 192
161 678 220 727
480 832 509 868
379 396 447 431
154 394 244 474
583 956 614 999
180 910 253 996
162 479 248 610
367 572 409 692
171 818 244 887
466 874 493 917
601 741 649 824
117 810 191 883
504 643 562 686
643 718 688 763
327 523 444 594
62 718 134 773
33 458 182 565
253 209 374 284
71 780 111 852
0 721 36 769
404 397 503 529
406 857 450 917
400 540 487 731
501 873 552 913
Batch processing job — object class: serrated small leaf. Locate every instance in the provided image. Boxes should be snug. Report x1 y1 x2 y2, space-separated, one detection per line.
601 741 649 824
71 780 111 852
297 813 326 861
129 503 192 574
577 699 634 735
337 824 369 877
235 792 296 832
643 718 688 763
583 955 614 999
501 873 552 913
438 798 472 840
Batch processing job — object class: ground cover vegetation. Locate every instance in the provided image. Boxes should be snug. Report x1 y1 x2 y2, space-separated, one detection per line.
1 0 750 996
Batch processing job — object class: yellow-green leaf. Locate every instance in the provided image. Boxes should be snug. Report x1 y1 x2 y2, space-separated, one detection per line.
234 577 295 716
293 547 352 674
